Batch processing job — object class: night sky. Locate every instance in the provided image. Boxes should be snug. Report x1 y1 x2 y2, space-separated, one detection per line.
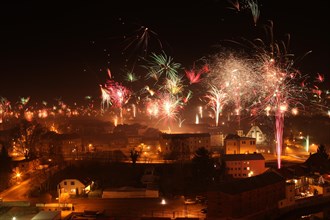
0 0 329 104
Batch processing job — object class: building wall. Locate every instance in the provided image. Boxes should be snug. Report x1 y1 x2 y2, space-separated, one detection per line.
225 140 239 154
61 138 82 158
225 138 256 154
102 189 159 198
226 159 266 178
160 134 210 159
246 126 266 145
239 139 256 154
279 182 295 208
207 181 286 219
210 133 224 147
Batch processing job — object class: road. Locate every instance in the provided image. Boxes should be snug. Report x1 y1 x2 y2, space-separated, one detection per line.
69 197 206 219
0 178 31 201
0 166 60 202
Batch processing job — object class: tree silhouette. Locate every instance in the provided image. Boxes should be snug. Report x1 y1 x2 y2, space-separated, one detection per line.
317 144 328 159
0 142 13 190
130 149 140 164
191 147 214 190
10 119 47 159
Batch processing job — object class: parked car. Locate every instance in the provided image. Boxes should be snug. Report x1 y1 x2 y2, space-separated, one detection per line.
196 195 206 203
184 198 196 205
201 208 207 214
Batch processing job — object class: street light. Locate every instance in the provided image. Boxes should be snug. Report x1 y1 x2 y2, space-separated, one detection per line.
299 134 310 152
15 172 21 184
160 198 166 217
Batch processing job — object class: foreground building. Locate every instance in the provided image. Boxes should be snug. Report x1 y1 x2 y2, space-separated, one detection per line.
222 153 266 178
207 171 286 219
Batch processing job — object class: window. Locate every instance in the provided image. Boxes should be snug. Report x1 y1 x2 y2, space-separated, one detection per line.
71 181 75 185
242 141 246 144
64 181 67 185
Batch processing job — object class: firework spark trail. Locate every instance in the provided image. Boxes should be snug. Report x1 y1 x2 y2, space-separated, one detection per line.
124 71 139 83
101 68 132 123
255 55 310 169
142 51 181 82
247 0 260 26
275 105 285 169
164 74 185 95
185 64 209 84
140 51 192 130
205 85 227 126
122 25 163 60
250 26 311 169
100 85 111 112
159 92 182 124
226 0 240 11
207 53 259 127
145 91 183 128
0 97 11 124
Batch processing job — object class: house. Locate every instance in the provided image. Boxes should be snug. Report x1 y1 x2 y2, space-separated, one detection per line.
222 153 266 178
224 134 256 154
246 125 266 145
207 171 286 219
57 178 92 196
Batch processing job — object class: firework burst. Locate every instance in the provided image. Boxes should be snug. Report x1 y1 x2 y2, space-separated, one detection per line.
205 85 227 126
142 51 181 81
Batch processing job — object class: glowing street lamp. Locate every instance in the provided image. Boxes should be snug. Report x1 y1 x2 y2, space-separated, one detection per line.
15 172 21 183
299 134 310 152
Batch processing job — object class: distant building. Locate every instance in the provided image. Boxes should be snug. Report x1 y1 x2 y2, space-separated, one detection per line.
57 133 83 159
127 135 143 148
83 132 128 152
207 171 286 219
209 131 225 147
224 134 256 154
246 125 266 145
222 153 266 178
160 133 210 159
